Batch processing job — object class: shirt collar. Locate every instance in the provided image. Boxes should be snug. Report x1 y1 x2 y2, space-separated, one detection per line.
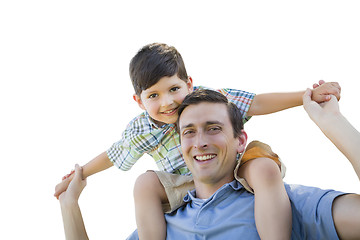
183 180 244 203
144 111 174 129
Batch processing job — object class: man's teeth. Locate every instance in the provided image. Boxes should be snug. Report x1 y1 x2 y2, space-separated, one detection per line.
195 155 216 161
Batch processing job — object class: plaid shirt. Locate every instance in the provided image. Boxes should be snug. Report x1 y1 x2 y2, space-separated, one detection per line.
107 86 255 175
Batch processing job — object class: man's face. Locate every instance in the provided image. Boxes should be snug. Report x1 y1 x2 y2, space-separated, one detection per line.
179 102 247 186
133 75 193 126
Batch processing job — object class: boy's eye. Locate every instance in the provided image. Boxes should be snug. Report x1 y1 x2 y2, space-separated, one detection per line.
148 93 158 99
170 87 180 92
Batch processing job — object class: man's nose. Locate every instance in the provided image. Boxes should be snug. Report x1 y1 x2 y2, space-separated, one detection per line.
194 132 208 149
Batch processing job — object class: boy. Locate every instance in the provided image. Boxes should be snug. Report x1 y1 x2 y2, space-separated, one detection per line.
55 43 341 239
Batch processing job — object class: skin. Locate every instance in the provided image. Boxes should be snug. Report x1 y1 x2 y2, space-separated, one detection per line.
59 89 360 239
133 75 193 126
179 102 247 199
55 79 342 240
54 80 341 199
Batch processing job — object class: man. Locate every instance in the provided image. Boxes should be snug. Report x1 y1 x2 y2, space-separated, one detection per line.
59 89 360 239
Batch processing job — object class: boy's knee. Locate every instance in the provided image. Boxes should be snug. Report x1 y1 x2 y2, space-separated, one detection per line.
133 171 163 199
134 171 159 191
248 157 281 182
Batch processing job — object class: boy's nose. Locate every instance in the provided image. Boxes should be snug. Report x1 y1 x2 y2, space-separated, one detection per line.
160 95 173 107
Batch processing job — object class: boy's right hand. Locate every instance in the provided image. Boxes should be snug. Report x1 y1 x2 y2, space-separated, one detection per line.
54 171 75 199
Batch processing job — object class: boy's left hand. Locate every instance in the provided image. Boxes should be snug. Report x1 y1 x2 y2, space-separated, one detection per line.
311 80 341 103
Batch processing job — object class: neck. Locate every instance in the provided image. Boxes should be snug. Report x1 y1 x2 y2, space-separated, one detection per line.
193 177 234 199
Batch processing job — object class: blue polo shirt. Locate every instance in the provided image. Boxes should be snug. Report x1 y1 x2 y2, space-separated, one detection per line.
127 180 345 239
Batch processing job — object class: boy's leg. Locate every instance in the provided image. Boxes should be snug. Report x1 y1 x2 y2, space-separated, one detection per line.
236 141 291 240
133 171 194 240
133 171 168 240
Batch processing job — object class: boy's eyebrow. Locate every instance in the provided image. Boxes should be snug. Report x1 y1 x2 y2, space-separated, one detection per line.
143 89 157 94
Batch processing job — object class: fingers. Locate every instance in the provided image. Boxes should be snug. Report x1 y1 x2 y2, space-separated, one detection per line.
302 88 312 106
313 83 320 89
319 95 332 102
318 80 325 85
62 170 75 180
54 179 69 199
330 82 341 100
313 80 325 89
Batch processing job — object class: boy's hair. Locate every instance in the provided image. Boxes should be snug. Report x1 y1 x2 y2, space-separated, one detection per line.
130 43 188 96
177 89 244 137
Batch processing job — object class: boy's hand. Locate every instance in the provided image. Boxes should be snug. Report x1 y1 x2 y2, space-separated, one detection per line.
311 80 341 103
54 171 75 199
62 169 75 180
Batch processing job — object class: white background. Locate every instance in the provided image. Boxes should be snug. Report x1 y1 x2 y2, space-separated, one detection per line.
1 1 360 239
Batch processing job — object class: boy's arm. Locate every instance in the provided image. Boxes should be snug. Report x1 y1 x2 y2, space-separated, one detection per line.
81 151 113 179
247 81 341 116
54 152 113 199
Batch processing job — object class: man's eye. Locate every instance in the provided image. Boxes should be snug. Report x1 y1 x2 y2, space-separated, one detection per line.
148 93 158 99
209 127 221 132
183 130 194 136
170 87 180 92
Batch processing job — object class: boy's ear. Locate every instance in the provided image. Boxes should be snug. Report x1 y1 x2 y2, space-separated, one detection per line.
187 76 194 93
133 94 146 110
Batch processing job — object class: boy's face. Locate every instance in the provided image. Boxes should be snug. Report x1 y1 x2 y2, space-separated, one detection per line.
133 75 193 125
179 102 247 186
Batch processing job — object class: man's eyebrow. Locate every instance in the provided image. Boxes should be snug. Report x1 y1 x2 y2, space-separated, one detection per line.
180 121 224 130
180 123 194 129
206 121 224 126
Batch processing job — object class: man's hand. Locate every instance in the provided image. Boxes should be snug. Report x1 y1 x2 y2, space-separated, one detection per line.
303 88 340 127
311 80 341 103
54 172 74 199
59 164 89 240
59 164 87 204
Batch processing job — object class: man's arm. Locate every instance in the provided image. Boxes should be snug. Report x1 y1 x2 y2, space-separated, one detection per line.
303 89 360 180
303 89 360 239
247 81 341 116
59 164 89 240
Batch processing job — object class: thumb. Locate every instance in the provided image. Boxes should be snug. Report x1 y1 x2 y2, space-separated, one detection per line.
302 88 312 106
73 164 84 181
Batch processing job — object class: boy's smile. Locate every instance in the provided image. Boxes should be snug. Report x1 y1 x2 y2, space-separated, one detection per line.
134 75 193 126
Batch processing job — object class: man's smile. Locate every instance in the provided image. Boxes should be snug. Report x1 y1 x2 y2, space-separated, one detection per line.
194 154 217 162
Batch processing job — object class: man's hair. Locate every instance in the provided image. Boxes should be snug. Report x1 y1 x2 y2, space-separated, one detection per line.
177 89 244 137
129 43 188 96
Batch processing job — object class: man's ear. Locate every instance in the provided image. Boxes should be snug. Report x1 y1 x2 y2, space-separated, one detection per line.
133 94 146 110
187 76 194 93
236 130 248 154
